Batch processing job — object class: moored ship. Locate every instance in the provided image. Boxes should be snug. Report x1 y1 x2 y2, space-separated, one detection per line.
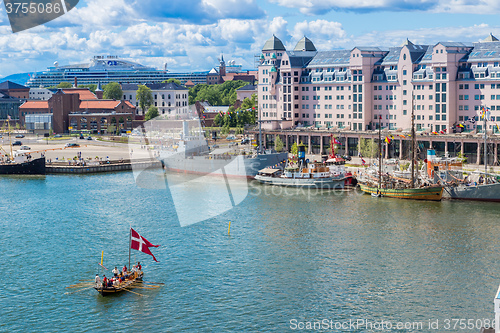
255 162 346 189
358 98 443 201
0 156 45 175
159 121 288 178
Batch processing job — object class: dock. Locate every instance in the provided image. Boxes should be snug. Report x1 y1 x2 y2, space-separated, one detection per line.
46 159 162 174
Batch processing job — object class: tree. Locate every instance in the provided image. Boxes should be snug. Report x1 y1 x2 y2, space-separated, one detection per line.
56 82 72 88
163 78 182 85
145 106 159 121
358 138 379 158
80 84 97 93
103 82 123 100
137 85 153 113
275 136 284 152
107 125 116 135
291 142 298 155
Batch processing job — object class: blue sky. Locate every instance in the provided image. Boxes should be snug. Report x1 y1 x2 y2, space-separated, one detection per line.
1 0 500 79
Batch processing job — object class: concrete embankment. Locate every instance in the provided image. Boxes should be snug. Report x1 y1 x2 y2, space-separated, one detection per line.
46 159 161 174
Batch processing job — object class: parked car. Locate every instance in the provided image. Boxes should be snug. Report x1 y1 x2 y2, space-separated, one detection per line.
86 136 92 140
65 143 80 148
54 134 62 138
19 145 30 150
15 134 24 138
12 141 22 146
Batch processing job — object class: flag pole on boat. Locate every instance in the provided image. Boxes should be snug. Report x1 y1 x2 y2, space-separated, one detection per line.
128 227 132 272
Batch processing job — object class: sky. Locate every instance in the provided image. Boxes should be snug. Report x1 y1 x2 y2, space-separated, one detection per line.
1 0 500 79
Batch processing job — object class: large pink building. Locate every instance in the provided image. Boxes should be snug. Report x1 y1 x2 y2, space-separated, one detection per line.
258 34 500 134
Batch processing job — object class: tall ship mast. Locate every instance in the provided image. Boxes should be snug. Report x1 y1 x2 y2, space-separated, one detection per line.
358 93 443 200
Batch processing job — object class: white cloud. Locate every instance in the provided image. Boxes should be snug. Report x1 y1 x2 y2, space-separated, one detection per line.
291 20 346 49
269 0 500 14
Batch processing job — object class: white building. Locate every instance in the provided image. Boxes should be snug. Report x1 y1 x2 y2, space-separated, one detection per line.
121 82 189 117
29 87 55 100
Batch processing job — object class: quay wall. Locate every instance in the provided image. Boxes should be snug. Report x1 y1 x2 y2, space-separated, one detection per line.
46 159 161 174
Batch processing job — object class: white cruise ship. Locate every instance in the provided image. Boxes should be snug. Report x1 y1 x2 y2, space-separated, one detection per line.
26 55 209 87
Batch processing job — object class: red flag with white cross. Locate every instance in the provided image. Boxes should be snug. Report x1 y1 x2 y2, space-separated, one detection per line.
130 228 159 262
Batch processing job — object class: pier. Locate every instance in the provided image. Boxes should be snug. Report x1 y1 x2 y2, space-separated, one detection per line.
46 159 161 174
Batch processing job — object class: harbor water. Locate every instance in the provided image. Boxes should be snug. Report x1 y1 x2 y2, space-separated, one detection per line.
1 172 500 332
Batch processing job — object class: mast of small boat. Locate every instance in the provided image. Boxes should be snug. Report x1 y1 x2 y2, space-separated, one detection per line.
483 106 488 180
378 114 382 191
128 228 131 273
411 93 416 188
8 120 13 161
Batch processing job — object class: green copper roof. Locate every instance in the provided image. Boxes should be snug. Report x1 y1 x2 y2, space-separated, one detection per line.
294 36 316 52
263 35 286 52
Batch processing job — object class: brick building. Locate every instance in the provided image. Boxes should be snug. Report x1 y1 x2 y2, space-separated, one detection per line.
19 88 136 133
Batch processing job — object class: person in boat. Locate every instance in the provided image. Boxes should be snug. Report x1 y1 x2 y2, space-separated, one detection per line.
137 262 142 271
102 275 107 288
113 278 120 287
95 274 101 287
112 266 119 277
122 265 127 273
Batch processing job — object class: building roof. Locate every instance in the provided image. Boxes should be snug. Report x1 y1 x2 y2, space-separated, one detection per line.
482 33 499 42
61 88 97 100
79 100 121 109
461 40 500 62
121 82 187 91
262 35 286 52
203 106 230 113
20 100 49 109
123 101 134 108
237 84 257 91
294 37 317 52
308 50 351 67
0 81 28 90
0 92 23 102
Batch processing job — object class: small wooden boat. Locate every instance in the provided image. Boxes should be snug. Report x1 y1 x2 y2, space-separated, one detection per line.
94 270 144 296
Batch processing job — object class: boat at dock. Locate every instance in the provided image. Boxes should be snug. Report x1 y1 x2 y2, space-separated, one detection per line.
255 162 346 189
158 120 288 178
438 107 500 202
358 96 443 201
0 156 45 175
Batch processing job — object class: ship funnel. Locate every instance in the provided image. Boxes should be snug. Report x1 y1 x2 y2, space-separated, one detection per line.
182 120 189 139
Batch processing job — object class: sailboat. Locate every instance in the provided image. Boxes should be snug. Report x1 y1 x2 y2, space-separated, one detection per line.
446 106 500 201
94 228 159 296
0 121 45 175
358 96 443 200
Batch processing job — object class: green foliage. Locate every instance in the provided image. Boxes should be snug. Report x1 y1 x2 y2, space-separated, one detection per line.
400 162 410 171
275 136 284 152
291 142 298 155
107 125 116 134
103 82 123 100
358 138 379 158
56 82 72 88
80 84 97 93
145 106 159 121
235 127 244 135
456 152 468 163
188 80 248 106
163 78 182 85
137 85 153 113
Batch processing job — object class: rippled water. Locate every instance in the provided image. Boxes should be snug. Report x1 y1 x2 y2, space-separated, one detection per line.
1 172 500 332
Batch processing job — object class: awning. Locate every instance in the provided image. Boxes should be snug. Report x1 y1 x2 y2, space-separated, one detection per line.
258 168 281 175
